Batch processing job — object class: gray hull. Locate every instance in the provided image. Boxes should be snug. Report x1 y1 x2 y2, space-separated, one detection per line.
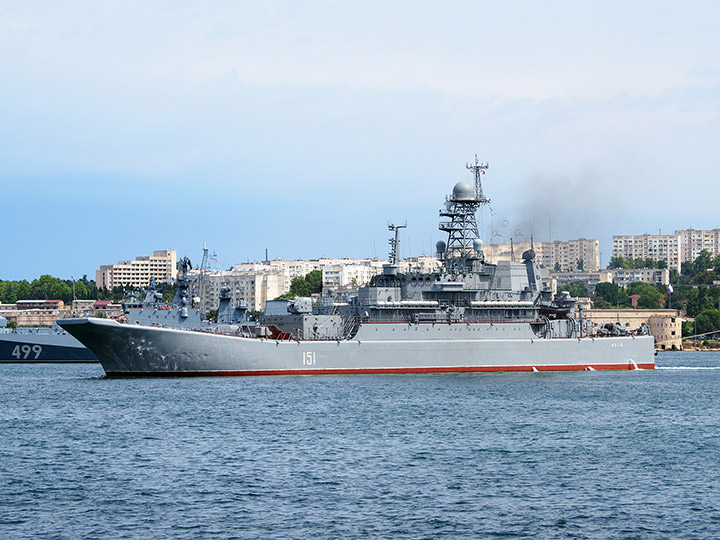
59 318 655 375
0 330 97 363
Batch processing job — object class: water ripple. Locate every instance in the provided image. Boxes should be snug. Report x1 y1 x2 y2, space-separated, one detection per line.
1 353 719 539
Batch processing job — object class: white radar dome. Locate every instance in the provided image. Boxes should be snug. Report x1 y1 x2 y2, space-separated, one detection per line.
473 238 484 251
452 181 476 202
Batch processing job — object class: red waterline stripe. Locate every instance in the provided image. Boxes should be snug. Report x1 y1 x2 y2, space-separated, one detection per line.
106 363 656 377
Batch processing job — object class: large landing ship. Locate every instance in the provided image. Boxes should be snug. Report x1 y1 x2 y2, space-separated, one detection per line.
59 159 654 376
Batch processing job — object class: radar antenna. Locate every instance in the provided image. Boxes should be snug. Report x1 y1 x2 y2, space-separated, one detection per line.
466 154 490 205
388 222 407 265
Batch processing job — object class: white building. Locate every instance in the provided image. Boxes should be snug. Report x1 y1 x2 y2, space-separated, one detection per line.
96 250 177 290
611 233 682 271
193 269 285 313
484 239 600 272
675 229 720 263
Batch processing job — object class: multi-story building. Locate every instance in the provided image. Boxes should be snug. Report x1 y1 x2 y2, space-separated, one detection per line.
611 234 682 271
96 250 177 290
675 229 720 263
322 264 377 292
193 269 285 313
484 239 600 272
609 268 670 287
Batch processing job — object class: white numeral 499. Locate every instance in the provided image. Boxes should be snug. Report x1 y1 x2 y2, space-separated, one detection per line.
12 344 43 360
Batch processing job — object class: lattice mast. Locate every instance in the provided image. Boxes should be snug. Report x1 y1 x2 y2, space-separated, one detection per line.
439 156 489 258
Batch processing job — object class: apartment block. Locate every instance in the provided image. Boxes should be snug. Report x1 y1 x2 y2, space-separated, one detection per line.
610 268 670 287
675 229 720 262
193 270 285 313
612 234 682 271
96 249 177 290
484 239 600 272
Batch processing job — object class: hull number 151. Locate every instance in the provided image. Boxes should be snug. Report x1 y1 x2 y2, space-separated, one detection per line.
302 351 316 365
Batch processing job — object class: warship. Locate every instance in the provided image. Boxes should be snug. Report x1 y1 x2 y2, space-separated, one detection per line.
0 316 97 363
58 159 655 376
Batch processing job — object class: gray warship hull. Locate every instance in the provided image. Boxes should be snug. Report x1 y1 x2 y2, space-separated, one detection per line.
59 318 655 376
57 158 657 376
0 329 97 363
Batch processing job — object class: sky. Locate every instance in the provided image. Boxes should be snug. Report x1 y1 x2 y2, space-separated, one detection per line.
2 1 719 280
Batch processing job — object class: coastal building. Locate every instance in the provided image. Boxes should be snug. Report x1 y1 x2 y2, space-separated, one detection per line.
609 268 670 287
484 239 600 272
234 258 382 293
321 256 441 294
613 229 720 270
96 249 177 290
0 299 123 326
322 264 378 292
193 270 285 313
675 228 720 263
612 233 682 271
0 300 71 326
548 271 612 293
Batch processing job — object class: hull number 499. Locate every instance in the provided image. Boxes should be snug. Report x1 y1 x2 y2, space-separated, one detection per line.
12 345 43 360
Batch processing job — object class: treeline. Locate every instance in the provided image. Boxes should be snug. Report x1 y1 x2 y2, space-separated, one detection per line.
0 275 101 304
559 280 720 336
676 250 720 285
559 281 668 310
0 275 177 304
560 279 720 318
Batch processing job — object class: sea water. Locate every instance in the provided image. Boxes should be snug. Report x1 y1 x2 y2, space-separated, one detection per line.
2 352 720 539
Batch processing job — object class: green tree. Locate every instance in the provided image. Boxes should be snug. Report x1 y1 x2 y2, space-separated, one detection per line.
594 282 629 308
280 270 323 299
608 256 629 269
693 271 716 285
626 282 664 309
576 259 584 271
682 320 695 337
305 270 323 294
696 309 720 335
289 276 311 297
558 281 589 299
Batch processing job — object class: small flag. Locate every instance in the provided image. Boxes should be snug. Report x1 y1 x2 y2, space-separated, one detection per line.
667 284 674 295
211 258 218 263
